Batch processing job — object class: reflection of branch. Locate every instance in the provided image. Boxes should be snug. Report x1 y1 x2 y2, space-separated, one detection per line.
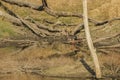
80 59 96 76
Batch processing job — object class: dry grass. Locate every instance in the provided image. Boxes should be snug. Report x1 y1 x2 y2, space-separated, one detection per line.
0 72 47 80
2 0 120 20
12 42 78 61
0 18 18 38
0 0 120 79
1 0 120 38
24 0 120 20
100 53 120 77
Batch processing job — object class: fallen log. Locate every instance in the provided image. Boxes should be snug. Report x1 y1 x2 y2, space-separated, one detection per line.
95 17 120 26
26 17 61 33
93 33 120 43
0 2 62 37
1 0 43 10
97 44 120 49
0 10 46 37
2 0 120 27
0 38 37 48
0 10 23 26
71 24 84 35
42 19 78 27
97 48 120 54
1 0 83 18
44 7 83 18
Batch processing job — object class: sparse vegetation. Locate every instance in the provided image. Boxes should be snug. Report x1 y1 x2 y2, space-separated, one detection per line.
100 53 120 77
0 0 120 80
0 19 17 37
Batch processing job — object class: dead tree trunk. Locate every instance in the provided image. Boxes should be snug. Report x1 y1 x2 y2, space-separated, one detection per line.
82 0 101 78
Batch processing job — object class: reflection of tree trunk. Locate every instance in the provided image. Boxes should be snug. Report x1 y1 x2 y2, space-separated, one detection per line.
82 0 101 78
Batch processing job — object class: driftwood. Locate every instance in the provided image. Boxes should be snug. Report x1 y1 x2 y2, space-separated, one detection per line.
0 1 62 37
0 0 97 23
44 7 83 18
94 33 120 44
98 47 120 54
0 38 37 48
2 0 120 27
43 19 78 27
0 10 23 25
72 24 84 35
92 33 120 49
95 17 120 26
0 0 120 55
0 34 120 54
1 0 43 10
26 17 61 33
1 0 120 36
1 0 83 18
98 44 120 49
0 10 47 37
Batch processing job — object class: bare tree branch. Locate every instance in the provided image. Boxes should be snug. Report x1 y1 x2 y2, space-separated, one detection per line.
71 24 84 35
0 38 37 48
1 0 44 10
94 33 120 43
43 19 78 27
1 0 120 26
98 44 120 49
26 17 61 33
82 0 101 78
0 1 62 37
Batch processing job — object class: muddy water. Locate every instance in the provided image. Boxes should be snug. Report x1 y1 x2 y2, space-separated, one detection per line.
0 72 119 80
